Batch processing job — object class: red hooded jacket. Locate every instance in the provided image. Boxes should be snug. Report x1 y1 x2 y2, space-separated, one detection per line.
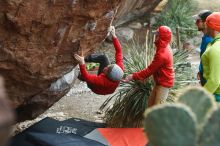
80 37 124 95
133 26 175 88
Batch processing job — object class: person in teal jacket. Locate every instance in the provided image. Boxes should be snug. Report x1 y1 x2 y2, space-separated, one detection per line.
193 10 213 86
202 12 220 101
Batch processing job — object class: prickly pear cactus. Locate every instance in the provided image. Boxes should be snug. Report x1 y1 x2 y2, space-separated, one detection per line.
144 104 197 146
178 87 217 125
144 88 220 146
198 107 220 146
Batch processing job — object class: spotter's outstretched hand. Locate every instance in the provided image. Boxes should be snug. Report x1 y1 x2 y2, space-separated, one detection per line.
123 74 133 83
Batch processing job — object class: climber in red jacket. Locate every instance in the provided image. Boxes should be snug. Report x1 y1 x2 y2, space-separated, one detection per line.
124 26 175 107
74 26 125 95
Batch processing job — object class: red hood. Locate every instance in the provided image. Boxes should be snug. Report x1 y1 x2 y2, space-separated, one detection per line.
155 26 172 49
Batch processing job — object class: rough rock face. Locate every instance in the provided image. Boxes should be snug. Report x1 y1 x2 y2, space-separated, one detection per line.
115 0 162 26
0 0 120 121
0 0 162 122
0 76 14 145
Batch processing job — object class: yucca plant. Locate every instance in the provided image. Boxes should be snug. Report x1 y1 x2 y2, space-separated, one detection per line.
100 40 154 127
100 38 193 127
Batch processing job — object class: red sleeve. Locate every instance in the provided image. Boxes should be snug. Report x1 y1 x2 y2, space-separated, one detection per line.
132 54 164 81
113 37 125 71
80 64 106 86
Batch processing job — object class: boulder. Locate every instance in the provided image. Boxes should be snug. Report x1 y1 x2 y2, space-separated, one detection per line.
0 0 162 122
114 0 162 26
0 0 120 121
128 22 142 29
116 27 134 42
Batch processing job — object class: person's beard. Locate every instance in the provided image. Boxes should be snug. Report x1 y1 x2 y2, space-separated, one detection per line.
198 23 206 32
198 27 204 31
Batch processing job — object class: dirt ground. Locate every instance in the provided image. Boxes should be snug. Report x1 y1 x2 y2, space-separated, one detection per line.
195 0 220 11
14 80 113 133
45 81 112 122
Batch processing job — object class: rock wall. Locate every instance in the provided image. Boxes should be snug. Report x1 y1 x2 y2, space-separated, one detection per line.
0 0 162 121
0 76 14 145
0 0 120 121
114 0 162 26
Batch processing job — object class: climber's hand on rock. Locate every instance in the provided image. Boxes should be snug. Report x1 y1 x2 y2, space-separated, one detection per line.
108 26 116 38
74 54 85 65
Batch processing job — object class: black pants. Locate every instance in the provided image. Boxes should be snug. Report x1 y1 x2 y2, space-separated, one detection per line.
85 53 110 75
199 73 207 86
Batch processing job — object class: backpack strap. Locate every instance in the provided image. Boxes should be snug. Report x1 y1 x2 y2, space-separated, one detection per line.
211 37 220 45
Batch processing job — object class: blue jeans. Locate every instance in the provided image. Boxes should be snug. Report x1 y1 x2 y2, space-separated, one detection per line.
215 94 220 102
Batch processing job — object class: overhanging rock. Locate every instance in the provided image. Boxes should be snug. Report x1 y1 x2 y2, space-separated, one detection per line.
0 0 162 121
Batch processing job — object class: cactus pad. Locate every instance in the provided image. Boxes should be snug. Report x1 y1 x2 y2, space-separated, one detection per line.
144 104 197 146
178 87 216 125
198 107 220 146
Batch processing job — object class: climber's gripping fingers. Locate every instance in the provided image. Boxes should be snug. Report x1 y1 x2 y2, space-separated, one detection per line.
108 26 116 38
74 54 85 65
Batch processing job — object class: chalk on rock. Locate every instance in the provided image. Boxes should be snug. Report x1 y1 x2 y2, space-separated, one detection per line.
85 20 97 31
105 11 115 19
49 65 79 92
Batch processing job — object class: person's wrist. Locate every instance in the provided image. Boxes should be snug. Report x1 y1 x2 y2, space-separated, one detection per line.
80 60 85 65
112 34 117 38
131 74 134 80
131 75 134 80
